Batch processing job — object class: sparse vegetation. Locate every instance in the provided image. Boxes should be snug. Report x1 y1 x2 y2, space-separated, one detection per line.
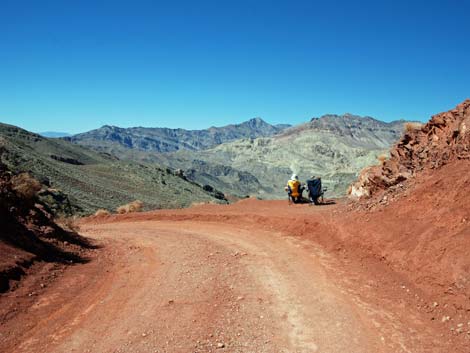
190 200 219 207
377 153 388 164
10 173 42 200
0 123 223 215
56 215 81 233
404 122 423 133
94 209 111 217
116 200 144 214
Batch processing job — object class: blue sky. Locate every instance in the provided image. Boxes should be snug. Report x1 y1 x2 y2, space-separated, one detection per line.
1 0 469 133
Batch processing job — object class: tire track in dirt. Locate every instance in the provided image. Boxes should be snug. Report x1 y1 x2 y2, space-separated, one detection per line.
1 219 434 353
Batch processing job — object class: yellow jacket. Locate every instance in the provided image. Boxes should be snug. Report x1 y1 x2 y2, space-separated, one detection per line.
287 179 301 197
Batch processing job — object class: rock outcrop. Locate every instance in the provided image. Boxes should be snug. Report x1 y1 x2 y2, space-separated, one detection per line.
0 157 93 292
350 99 470 198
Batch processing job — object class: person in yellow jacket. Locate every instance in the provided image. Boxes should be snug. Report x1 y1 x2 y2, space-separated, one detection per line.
286 174 304 203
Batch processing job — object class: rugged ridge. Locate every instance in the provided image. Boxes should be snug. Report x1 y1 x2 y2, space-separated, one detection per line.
65 118 290 153
0 123 226 215
350 100 470 198
61 113 408 199
283 113 407 149
164 113 407 198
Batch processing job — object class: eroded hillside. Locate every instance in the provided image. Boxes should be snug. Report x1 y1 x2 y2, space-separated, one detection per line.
163 114 406 197
350 99 470 199
0 159 93 293
0 123 225 215
343 100 470 333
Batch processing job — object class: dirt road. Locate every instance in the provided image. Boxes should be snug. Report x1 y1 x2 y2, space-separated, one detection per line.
1 200 466 352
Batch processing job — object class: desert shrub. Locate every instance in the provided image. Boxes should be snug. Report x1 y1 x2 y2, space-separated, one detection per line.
377 153 388 164
94 209 111 217
190 200 219 208
404 122 423 133
116 200 143 214
190 201 206 208
56 215 81 233
11 173 41 199
116 205 127 214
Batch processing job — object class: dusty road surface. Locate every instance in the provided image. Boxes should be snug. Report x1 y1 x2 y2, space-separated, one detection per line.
1 200 467 353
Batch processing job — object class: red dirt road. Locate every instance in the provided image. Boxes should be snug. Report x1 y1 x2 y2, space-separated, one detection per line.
1 199 468 353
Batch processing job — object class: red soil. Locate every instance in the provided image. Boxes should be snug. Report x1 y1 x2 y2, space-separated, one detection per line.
1 174 469 351
1 101 469 352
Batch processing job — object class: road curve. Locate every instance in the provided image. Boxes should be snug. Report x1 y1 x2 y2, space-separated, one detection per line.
3 220 413 353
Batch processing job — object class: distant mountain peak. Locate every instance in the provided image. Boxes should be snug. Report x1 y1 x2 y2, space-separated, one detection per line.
244 117 269 128
67 117 290 153
310 113 402 126
278 112 409 141
100 124 121 130
248 117 265 123
315 113 363 120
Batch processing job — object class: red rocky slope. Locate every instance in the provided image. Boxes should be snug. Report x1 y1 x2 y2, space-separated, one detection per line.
350 99 470 199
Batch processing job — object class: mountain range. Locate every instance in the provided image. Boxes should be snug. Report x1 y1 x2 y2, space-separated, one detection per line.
63 114 408 198
0 113 409 215
0 123 226 215
65 118 291 153
158 114 407 197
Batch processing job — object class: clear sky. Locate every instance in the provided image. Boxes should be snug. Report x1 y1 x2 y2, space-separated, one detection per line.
1 0 469 133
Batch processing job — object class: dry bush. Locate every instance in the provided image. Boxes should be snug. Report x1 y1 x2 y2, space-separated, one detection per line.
94 209 111 217
116 205 127 214
190 200 219 208
377 153 388 164
56 215 81 233
116 200 143 214
11 173 41 199
404 122 423 133
189 201 206 208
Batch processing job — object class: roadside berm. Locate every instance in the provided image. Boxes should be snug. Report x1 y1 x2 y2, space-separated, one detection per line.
345 100 470 318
